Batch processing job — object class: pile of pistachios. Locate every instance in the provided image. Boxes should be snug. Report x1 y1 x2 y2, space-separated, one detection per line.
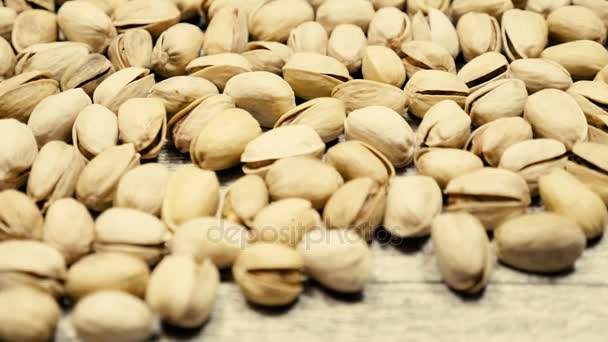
1 0 608 340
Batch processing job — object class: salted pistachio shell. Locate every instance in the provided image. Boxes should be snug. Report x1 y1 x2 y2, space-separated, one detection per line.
548 5 606 44
524 88 588 150
0 189 43 240
326 24 367 74
417 99 471 148
15 42 91 82
400 40 456 79
411 8 459 59
191 108 262 170
108 29 153 70
233 242 304 306
501 9 548 61
274 97 345 143
224 71 296 128
61 53 115 96
222 175 269 226
445 167 532 229
457 52 509 93
362 45 406 88
324 177 387 240
0 37 15 81
162 166 220 232
283 52 352 100
114 163 170 216
242 41 292 74
452 0 514 19
316 0 374 34
0 119 37 190
288 21 328 55
151 23 204 78
149 76 219 117
297 228 371 293
66 252 149 300
203 6 248 55
567 80 608 130
117 98 166 159
404 70 469 119
566 142 608 204
457 12 502 62
12 9 57 53
367 7 412 53
76 144 140 211
0 7 15 41
57 1 117 53
331 79 409 114
527 0 571 16
249 0 314 42
112 0 180 38
509 58 573 94
466 117 533 166
325 140 395 185
93 67 156 113
186 53 253 91
539 168 607 239
465 79 529 126
0 71 59 123
72 104 118 160
431 212 494 294
499 139 568 195
407 0 450 16
541 40 608 80
415 148 484 189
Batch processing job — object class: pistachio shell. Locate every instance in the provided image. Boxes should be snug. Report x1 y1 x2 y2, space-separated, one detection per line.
457 52 509 92
547 5 606 44
15 42 90 82
288 21 328 55
149 76 219 117
0 118 37 190
283 52 352 100
274 97 345 143
567 80 608 130
0 71 59 123
108 29 153 70
416 99 471 148
508 58 573 94
0 189 43 240
501 9 548 61
362 45 406 88
117 98 167 159
0 8 15 41
242 41 293 74
411 8 460 59
12 9 57 53
327 24 367 73
367 7 412 53
400 40 456 79
249 0 314 42
114 163 170 216
451 0 514 19
203 6 248 55
331 79 409 114
151 23 204 77
457 12 502 62
222 174 269 226
204 0 266 18
566 142 608 204
72 104 118 160
61 53 115 96
407 0 450 16
466 117 533 166
541 40 608 80
186 53 253 91
465 79 529 126
316 0 374 33
404 70 469 119
93 67 156 113
0 37 15 81
415 148 484 189
325 140 395 185
112 0 181 38
526 0 571 15
57 1 117 53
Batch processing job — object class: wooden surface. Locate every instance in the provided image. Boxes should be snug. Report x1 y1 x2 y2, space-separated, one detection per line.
56 143 608 342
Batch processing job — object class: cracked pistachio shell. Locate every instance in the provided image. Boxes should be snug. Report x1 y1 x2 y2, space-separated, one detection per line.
0 7 15 41
297 228 371 293
249 0 314 42
76 144 140 211
57 1 117 54
265 157 344 210
588 124 608 144
524 89 588 150
574 0 608 28
233 242 304 306
0 286 61 342
93 67 156 113
15 42 91 82
61 53 115 96
27 89 91 146
114 163 170 216
411 8 459 59
466 117 533 166
499 139 568 195
251 198 322 246
283 52 352 100
117 98 167 159
204 6 248 55
496 213 586 273
112 0 180 38
457 52 509 93
243 41 293 74
26 141 85 210
224 71 296 128
416 99 471 148
501 9 548 61
0 119 37 190
43 198 94 265
0 71 59 123
415 148 484 189
452 0 514 19
151 23 204 78
465 79 529 126
407 0 449 15
222 175 269 226
367 7 412 53
325 140 395 185
566 142 608 204
567 80 608 129
457 12 502 62
548 5 606 44
108 29 153 70
331 79 409 114
316 0 374 33
0 37 15 81
66 252 149 300
0 189 43 240
171 217 250 268
404 70 469 119
541 40 608 80
191 108 262 170
168 94 235 153
288 21 328 55
362 45 406 88
274 97 346 143
431 213 494 293
540 168 607 239
400 40 456 79
345 106 415 167
324 177 387 240
149 76 219 117
147 256 219 328
72 291 154 342
526 0 571 16
72 104 118 160
384 175 442 238
327 24 367 73
186 53 253 91
445 167 532 229
509 58 573 94
162 166 220 232
12 9 57 53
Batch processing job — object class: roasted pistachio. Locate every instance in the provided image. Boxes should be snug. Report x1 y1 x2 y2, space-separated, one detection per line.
151 23 204 77
222 175 269 226
400 40 457 78
407 0 450 16
57 1 117 53
149 76 219 117
465 79 528 126
114 163 170 216
567 80 608 131
457 52 509 93
0 118 37 190
451 0 514 19
186 53 253 91
282 52 352 100
249 0 314 42
331 79 408 115
508 58 573 93
0 7 15 41
274 97 345 143
411 8 460 59
108 29 153 70
61 53 115 96
93 67 156 113
203 6 248 55
417 100 471 148
0 37 15 81
0 189 43 240
547 5 606 44
526 0 571 16
72 104 118 160
566 142 608 204
325 141 395 185
466 117 533 167
415 148 484 189
501 9 548 61
541 40 608 80
367 7 412 53
362 45 406 88
117 98 167 159
457 12 502 62
316 0 374 33
112 0 181 38
0 71 59 123
12 9 57 53
288 21 328 55
242 41 292 74
404 70 469 119
16 42 91 82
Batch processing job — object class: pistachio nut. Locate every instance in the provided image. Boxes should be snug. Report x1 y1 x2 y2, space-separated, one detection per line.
501 9 548 61
191 108 262 170
43 198 95 265
325 140 395 185
57 1 117 53
186 53 253 91
415 148 484 189
316 0 374 33
566 142 608 204
332 79 409 115
541 40 608 80
451 0 514 19
499 138 568 195
399 40 457 79
367 7 412 53
151 23 204 78
288 21 328 55
574 0 608 29
411 8 459 59
117 98 166 159
224 71 296 127
61 53 115 96
242 41 293 74
417 100 471 148
407 0 450 16
222 175 269 226
114 163 170 216
249 0 314 42
71 291 154 342
0 37 15 81
404 69 469 119
15 42 91 82
465 79 529 126
457 52 509 93
0 7 15 41
526 0 571 16
0 71 59 123
76 143 141 211
297 228 371 293
11 9 57 53
324 177 387 240
509 58 573 94
457 12 502 62
524 88 588 150
431 212 494 294
0 119 37 190
539 168 607 239
547 5 606 44
283 52 352 100
66 252 149 300
567 80 608 131
361 45 406 88
274 97 345 143
149 76 219 117
204 6 248 55
162 166 220 232
93 67 156 113
72 104 118 160
466 117 533 166
112 0 180 38
0 189 43 240
445 167 531 229
108 29 153 70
